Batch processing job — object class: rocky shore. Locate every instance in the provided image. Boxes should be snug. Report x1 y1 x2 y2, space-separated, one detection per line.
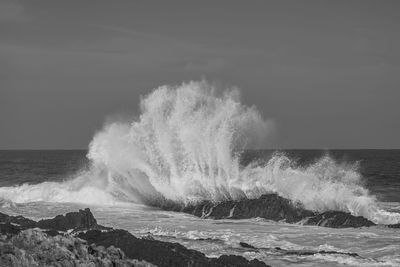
0 194 396 266
0 209 269 267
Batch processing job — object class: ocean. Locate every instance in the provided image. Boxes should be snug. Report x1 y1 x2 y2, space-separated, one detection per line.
1 83 399 266
0 149 399 266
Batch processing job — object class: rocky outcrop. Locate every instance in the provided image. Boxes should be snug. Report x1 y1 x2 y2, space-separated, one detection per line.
304 211 376 228
37 208 109 232
0 209 270 267
78 229 268 267
0 208 109 235
0 229 153 267
161 194 378 228
182 194 315 223
238 243 361 258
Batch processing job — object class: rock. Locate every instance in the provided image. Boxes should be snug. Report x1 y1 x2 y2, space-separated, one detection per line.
388 223 400 228
304 211 376 228
160 194 377 229
0 213 36 229
272 246 360 258
0 209 271 266
239 242 257 249
210 255 267 267
182 194 315 223
1 209 109 234
37 208 109 232
0 229 154 267
78 229 270 267
0 223 22 235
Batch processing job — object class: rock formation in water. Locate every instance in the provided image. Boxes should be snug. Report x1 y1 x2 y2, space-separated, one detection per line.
166 193 377 228
304 210 376 228
0 209 270 267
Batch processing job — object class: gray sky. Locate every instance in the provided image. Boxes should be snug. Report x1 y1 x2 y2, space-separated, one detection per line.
1 0 399 149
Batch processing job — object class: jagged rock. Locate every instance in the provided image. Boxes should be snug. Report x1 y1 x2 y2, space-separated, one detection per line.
0 209 109 234
0 209 271 266
163 194 377 228
182 194 315 223
78 229 270 267
273 247 360 257
211 255 267 267
0 213 36 229
0 229 154 267
304 211 376 228
0 223 22 235
239 242 257 249
37 208 108 231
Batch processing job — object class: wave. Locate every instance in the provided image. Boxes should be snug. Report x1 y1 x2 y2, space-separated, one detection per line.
0 81 399 224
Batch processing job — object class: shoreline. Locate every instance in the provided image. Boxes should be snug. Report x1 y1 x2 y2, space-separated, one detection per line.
0 208 269 267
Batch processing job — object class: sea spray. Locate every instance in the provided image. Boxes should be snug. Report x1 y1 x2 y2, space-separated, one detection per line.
0 81 399 224
87 81 273 203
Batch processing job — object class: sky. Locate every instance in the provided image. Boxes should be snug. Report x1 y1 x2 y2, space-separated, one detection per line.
1 0 399 149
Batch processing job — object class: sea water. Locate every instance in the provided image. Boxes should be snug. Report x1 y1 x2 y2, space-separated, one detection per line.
0 82 399 266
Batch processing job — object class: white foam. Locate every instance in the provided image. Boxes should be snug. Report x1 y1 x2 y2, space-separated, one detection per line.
0 81 399 224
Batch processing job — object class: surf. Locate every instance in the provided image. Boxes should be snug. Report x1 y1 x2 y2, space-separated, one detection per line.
0 81 399 224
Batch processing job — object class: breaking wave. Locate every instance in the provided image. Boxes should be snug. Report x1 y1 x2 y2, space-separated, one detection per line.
0 81 399 224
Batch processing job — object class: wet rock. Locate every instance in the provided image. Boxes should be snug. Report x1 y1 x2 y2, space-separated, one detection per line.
388 223 400 228
304 211 376 228
272 246 360 258
210 255 267 267
182 194 315 223
0 209 270 266
0 213 36 229
239 242 257 249
173 194 379 228
37 208 109 232
1 209 109 234
0 223 22 235
78 229 270 267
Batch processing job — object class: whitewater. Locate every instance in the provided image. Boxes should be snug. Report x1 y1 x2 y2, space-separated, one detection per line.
0 81 400 266
0 81 398 224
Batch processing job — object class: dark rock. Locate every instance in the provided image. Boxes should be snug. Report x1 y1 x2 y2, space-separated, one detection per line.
210 255 267 267
0 209 270 266
37 208 109 231
272 246 360 258
0 213 36 229
0 223 22 235
43 229 62 237
159 194 378 229
0 229 152 267
388 223 400 228
239 242 257 249
181 194 315 223
304 211 376 228
78 229 270 267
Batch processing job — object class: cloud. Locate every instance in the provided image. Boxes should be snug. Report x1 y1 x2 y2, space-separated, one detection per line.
0 0 29 22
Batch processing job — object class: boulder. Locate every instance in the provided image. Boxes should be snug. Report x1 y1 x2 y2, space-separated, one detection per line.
304 211 376 228
37 208 109 232
182 194 315 223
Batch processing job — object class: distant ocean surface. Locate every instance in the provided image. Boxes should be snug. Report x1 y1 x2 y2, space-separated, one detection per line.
0 149 400 267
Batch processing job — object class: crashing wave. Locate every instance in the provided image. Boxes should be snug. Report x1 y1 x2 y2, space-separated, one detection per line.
0 81 399 224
